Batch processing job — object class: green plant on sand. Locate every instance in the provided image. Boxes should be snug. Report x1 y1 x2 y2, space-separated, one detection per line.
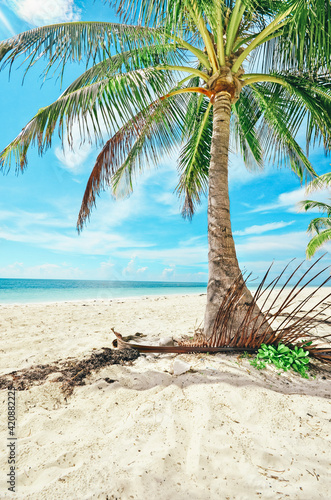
1 1 331 340
249 343 311 378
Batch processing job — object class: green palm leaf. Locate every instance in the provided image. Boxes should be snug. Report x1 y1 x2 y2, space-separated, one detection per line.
250 81 317 180
301 200 331 216
301 195 331 258
306 229 331 259
0 22 166 81
306 172 331 192
276 0 331 72
63 43 188 94
114 0 201 29
176 95 213 218
307 217 331 234
265 72 331 155
232 86 263 171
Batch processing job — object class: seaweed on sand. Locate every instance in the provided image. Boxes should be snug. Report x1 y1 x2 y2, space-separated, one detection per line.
0 348 139 395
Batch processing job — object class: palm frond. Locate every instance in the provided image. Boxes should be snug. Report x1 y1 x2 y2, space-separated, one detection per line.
246 1 331 74
77 93 188 231
269 72 331 155
306 230 331 259
176 95 213 218
112 258 331 364
250 81 317 181
301 198 331 257
244 72 331 159
231 86 263 171
114 0 208 30
301 200 331 216
307 217 331 234
0 22 166 81
114 0 220 71
0 66 176 173
306 172 331 192
275 0 331 73
63 43 188 95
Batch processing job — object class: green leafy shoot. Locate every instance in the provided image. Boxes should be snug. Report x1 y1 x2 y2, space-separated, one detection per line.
249 342 312 378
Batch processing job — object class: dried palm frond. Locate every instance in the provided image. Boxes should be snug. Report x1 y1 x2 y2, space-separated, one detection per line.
112 257 331 363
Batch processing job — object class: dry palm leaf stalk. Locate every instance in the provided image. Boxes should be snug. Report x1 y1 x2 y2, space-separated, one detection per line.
112 257 331 363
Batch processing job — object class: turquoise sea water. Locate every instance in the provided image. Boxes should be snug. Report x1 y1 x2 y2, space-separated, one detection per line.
0 278 208 304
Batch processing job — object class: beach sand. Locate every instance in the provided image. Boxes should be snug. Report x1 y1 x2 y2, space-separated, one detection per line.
0 293 330 499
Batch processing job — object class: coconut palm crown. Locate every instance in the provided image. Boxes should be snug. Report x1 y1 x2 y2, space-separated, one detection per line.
1 0 331 336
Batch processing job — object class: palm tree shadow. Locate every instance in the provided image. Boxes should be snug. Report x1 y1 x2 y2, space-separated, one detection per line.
114 358 331 399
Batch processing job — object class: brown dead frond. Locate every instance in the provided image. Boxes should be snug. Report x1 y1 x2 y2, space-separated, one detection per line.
112 257 331 363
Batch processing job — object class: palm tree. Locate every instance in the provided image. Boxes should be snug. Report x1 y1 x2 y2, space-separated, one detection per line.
1 0 331 337
301 173 331 258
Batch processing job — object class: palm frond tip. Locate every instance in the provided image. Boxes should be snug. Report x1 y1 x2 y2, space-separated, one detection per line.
112 258 331 364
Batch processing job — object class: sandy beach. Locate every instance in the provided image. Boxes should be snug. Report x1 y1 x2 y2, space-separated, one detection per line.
0 292 330 499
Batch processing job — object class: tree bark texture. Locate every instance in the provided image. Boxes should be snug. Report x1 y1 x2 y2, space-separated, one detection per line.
204 91 258 337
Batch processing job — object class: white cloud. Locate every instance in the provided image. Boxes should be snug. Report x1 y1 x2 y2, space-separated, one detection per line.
241 256 331 286
162 267 175 279
55 142 92 173
0 224 154 255
123 257 136 276
7 0 81 25
137 266 148 274
117 245 208 267
0 261 82 279
251 187 331 214
228 153 266 185
0 208 73 228
233 221 295 236
122 258 148 278
154 192 182 215
251 187 306 213
235 231 309 255
53 111 114 173
180 235 207 247
156 192 176 206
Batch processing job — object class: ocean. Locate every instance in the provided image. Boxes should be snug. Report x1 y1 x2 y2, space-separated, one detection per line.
0 278 208 304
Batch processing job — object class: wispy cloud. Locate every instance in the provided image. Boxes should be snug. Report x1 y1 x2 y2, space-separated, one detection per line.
241 255 331 284
233 221 295 236
7 0 81 26
228 153 266 185
0 7 16 35
0 208 73 228
162 267 175 279
251 187 330 214
137 266 148 274
115 244 208 267
0 224 154 255
55 143 92 173
0 261 83 279
54 116 109 173
122 256 149 277
235 231 309 255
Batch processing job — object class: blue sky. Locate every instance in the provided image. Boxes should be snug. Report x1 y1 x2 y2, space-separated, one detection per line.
0 0 330 282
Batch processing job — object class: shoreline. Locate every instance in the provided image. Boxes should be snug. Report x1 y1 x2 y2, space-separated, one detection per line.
0 290 207 307
1 283 330 306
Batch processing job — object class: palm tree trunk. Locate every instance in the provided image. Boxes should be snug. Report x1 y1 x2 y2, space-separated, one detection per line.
204 91 258 337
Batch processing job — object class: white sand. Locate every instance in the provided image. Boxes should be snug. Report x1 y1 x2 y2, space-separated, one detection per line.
0 293 330 499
